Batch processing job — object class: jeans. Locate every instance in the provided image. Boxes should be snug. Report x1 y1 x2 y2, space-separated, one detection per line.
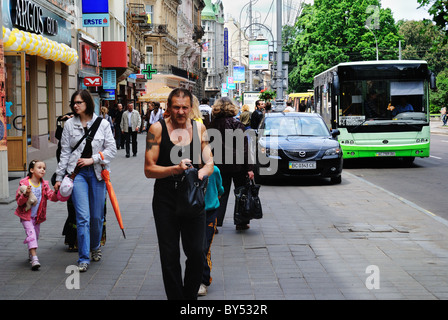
71 166 106 264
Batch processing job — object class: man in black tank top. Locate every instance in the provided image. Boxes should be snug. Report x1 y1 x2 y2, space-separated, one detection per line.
144 88 214 300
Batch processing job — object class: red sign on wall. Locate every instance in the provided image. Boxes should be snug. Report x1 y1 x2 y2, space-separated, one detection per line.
83 76 102 87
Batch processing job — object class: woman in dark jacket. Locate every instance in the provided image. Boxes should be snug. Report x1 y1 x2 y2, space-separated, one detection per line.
209 97 254 231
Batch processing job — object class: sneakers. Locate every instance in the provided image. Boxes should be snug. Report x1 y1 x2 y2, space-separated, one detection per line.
30 256 40 271
198 284 208 296
78 262 89 272
91 248 102 262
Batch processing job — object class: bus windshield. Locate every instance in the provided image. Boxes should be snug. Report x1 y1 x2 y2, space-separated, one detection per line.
339 79 428 127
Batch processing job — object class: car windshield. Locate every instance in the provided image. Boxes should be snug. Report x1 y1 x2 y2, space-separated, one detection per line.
261 116 330 137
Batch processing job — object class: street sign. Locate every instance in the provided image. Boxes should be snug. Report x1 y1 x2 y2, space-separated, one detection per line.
83 76 102 87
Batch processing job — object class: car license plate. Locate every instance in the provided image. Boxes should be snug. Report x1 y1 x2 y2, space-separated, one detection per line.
376 152 396 157
289 161 316 170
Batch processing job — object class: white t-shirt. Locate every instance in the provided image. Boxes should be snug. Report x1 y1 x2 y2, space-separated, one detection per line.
30 181 42 218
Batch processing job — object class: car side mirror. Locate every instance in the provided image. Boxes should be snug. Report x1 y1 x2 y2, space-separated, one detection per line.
331 129 340 138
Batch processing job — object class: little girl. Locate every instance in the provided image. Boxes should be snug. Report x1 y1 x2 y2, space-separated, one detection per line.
15 160 59 270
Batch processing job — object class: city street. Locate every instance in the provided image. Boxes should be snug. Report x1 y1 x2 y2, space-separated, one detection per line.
1 122 448 305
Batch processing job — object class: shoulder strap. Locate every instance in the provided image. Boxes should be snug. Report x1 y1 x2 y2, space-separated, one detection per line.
72 117 103 152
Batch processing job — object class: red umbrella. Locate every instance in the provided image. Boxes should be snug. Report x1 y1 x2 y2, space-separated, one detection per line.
99 152 126 238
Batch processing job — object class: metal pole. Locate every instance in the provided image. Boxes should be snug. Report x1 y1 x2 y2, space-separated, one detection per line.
276 0 284 110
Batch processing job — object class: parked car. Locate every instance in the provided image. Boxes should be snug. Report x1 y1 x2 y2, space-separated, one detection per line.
254 112 343 184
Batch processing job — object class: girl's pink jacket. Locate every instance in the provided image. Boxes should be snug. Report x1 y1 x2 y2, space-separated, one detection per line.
15 177 58 224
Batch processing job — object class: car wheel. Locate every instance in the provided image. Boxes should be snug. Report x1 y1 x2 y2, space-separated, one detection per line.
330 175 342 184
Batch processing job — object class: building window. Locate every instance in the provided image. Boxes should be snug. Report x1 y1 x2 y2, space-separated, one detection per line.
146 46 153 65
146 5 153 23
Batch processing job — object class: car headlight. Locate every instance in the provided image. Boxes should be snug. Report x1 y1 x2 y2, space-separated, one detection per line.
324 147 341 157
260 147 278 156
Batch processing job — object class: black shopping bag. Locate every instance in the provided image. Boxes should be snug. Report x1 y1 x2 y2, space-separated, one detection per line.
234 179 263 222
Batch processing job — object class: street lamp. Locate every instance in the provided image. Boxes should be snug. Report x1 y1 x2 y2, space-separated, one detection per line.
365 25 379 61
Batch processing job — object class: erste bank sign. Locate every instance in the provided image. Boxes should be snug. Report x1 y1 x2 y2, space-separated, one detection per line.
82 0 109 27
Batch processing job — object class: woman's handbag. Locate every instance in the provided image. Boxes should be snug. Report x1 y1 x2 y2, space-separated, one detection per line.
175 166 208 216
234 179 263 221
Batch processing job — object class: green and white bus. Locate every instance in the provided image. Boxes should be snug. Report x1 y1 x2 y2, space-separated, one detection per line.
313 60 437 163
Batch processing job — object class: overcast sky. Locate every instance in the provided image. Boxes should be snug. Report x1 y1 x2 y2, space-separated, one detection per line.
220 0 432 26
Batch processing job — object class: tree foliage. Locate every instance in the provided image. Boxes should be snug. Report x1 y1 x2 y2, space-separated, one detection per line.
286 0 401 93
398 20 448 112
417 0 448 39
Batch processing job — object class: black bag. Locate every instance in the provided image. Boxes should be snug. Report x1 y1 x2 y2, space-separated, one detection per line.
234 179 263 221
175 167 208 216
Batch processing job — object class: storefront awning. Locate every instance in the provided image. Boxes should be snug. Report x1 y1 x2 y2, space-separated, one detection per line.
2 27 78 66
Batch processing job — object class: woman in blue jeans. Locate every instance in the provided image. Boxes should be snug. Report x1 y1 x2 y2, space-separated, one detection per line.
55 90 116 272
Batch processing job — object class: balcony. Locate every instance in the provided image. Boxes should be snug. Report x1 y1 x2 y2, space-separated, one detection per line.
129 3 146 23
192 25 205 42
142 24 168 37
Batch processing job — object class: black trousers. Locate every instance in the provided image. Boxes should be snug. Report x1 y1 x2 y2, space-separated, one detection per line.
124 127 138 156
152 180 206 300
215 171 249 226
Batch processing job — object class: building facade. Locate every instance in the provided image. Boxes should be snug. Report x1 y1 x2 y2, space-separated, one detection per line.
2 0 78 171
201 0 225 101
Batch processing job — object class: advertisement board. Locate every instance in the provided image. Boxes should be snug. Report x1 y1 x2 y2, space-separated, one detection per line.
243 91 261 112
233 66 245 83
249 40 269 70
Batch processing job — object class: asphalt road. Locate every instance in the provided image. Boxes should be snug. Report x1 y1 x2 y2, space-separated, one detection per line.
344 133 448 221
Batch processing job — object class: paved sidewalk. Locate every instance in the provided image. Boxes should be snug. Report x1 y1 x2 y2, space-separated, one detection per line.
1 133 448 301
430 118 448 135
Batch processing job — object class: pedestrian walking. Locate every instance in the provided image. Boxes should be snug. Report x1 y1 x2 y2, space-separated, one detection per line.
441 106 447 126
250 100 265 129
120 101 141 158
191 95 204 124
209 97 254 231
15 160 60 270
112 103 124 149
239 104 252 130
54 89 117 272
144 87 214 300
198 165 224 296
199 98 212 128
100 106 114 135
149 102 163 128
144 102 154 132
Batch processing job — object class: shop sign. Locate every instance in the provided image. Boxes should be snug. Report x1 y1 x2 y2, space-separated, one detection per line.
83 76 102 87
11 0 59 36
82 13 109 27
82 0 109 28
82 44 98 67
103 89 115 101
